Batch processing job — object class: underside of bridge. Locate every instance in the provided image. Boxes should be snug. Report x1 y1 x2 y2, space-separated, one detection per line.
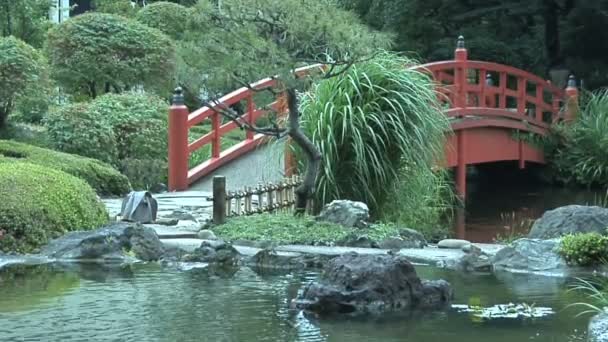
444 125 546 199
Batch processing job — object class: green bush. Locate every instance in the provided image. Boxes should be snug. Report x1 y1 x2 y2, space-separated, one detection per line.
546 90 608 187
44 92 169 189
45 12 175 98
0 162 109 253
136 2 190 39
560 232 608 266
0 139 130 196
213 212 403 246
0 36 47 129
298 52 451 215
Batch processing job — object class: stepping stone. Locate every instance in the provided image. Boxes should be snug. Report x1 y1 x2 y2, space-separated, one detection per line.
438 239 471 249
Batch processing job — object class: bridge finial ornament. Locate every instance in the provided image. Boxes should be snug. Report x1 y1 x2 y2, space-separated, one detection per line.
172 86 185 106
567 75 577 88
485 73 493 86
457 35 465 49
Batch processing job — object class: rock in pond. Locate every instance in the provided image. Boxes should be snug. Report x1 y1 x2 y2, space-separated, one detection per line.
398 228 428 248
181 240 239 267
438 239 471 249
41 222 164 263
250 249 331 270
197 229 217 240
336 233 379 248
317 200 370 228
492 238 566 274
528 205 608 239
589 312 608 342
378 237 422 250
293 252 453 315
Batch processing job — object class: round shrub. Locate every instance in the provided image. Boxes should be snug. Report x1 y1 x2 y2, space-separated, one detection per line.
0 36 47 129
45 12 175 98
0 139 131 196
44 92 169 189
559 232 608 266
136 2 190 39
0 162 109 253
45 102 119 164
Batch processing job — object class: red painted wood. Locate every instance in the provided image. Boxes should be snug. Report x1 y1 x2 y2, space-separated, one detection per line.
246 94 255 140
168 103 190 191
211 111 220 158
168 48 570 191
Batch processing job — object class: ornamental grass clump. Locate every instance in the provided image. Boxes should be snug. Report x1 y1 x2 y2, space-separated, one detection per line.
299 52 451 218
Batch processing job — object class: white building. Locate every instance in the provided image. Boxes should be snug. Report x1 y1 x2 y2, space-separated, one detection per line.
49 0 93 23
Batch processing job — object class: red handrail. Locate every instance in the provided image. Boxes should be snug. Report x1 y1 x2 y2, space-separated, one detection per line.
168 38 579 192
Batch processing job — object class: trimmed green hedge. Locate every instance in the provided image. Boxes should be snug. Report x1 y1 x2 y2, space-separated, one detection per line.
0 140 130 196
560 232 608 266
0 162 109 253
44 92 169 190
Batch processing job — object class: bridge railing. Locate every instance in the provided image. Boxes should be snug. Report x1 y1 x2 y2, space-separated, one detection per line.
168 65 323 191
168 36 579 192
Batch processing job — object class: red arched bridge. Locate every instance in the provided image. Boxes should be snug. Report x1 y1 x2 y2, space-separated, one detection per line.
167 36 579 200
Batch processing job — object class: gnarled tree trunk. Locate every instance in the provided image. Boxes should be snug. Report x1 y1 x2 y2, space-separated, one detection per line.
284 88 321 215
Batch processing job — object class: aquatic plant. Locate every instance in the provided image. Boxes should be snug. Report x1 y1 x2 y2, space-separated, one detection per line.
567 278 608 316
452 303 555 320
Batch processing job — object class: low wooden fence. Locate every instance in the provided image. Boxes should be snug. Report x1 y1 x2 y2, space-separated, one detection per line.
212 175 312 223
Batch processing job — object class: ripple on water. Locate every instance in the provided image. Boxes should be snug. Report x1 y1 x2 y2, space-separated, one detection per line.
0 264 590 342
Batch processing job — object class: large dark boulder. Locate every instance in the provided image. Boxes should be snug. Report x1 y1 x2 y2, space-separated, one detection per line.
41 222 164 263
181 240 239 267
589 312 608 342
528 205 608 239
293 252 453 315
492 238 567 273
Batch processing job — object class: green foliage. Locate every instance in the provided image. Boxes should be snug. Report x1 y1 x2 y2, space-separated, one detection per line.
213 212 402 245
0 0 53 48
379 167 455 241
560 232 608 267
567 277 608 317
298 52 450 214
0 162 109 253
45 12 176 98
547 90 608 187
0 139 131 196
0 36 47 129
44 92 169 189
136 1 190 39
177 0 390 99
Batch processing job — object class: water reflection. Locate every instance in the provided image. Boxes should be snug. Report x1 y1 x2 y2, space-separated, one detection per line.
456 163 603 242
0 264 590 342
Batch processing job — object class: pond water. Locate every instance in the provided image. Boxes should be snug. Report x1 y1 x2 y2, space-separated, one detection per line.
459 163 603 242
0 263 592 342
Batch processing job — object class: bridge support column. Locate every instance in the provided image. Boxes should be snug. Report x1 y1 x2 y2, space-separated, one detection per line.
168 87 190 191
518 138 525 169
564 75 579 122
456 130 467 200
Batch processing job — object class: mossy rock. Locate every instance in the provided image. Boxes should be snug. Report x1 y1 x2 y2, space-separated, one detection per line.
0 139 130 196
0 162 110 253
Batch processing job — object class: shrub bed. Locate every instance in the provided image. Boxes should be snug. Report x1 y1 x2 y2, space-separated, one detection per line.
213 213 403 246
44 92 168 189
560 232 608 266
0 139 130 196
0 162 109 253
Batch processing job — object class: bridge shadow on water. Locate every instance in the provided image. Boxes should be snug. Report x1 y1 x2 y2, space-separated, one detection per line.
453 162 603 242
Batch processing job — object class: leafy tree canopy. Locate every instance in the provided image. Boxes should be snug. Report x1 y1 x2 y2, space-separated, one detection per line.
45 12 176 98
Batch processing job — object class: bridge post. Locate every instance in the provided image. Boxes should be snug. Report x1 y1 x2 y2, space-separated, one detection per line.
564 75 579 122
454 35 468 109
454 36 468 201
168 87 190 191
